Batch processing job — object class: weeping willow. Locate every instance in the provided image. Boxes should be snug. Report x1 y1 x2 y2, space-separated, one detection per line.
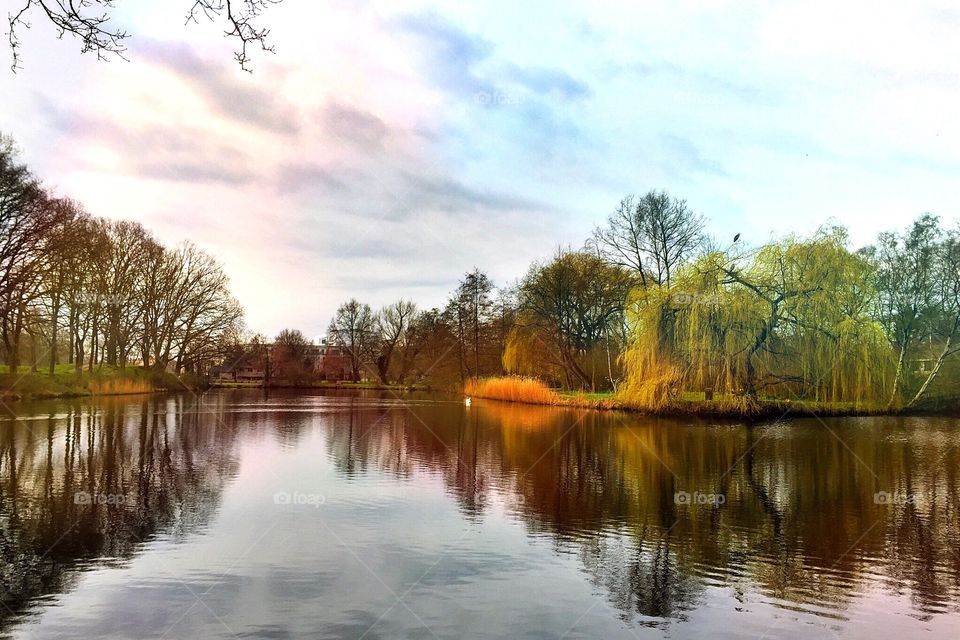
620 229 897 411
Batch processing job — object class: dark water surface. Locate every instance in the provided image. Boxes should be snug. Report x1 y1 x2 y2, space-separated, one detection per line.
1 390 959 639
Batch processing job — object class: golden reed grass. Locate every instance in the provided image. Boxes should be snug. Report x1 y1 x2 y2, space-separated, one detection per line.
464 376 562 406
86 378 155 395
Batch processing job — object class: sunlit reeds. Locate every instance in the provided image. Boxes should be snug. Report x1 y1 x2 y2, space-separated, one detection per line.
86 378 155 395
464 376 563 406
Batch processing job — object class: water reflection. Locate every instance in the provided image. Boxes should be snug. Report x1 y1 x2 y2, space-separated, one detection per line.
0 395 240 629
1 391 959 638
322 399 960 627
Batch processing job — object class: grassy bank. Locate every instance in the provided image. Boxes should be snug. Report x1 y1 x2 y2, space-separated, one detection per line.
464 376 891 418
0 365 193 401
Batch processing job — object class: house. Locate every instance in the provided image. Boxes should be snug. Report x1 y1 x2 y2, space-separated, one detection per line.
208 365 236 382
207 341 352 383
310 343 352 381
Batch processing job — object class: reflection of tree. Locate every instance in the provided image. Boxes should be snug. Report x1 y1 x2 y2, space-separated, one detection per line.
322 400 960 624
0 395 242 627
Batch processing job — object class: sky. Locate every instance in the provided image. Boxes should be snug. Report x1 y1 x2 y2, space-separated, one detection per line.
2 0 959 338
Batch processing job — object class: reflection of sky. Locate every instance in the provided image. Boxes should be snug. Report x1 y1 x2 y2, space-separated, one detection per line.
6 394 960 639
2 1 959 337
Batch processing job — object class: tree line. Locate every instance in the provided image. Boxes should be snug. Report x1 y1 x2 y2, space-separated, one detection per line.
0 135 243 376
7 127 958 410
301 190 958 411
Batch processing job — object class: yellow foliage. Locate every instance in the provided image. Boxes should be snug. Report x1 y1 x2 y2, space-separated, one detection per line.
87 378 155 395
464 376 562 406
619 231 897 411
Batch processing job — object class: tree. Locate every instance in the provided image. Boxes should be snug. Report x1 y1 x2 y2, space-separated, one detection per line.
272 328 310 383
0 137 74 372
903 228 960 408
509 250 635 390
327 299 375 382
7 0 284 72
406 308 459 387
866 215 943 407
447 269 496 382
0 134 246 379
591 190 705 288
374 299 416 384
40 199 94 373
621 228 895 410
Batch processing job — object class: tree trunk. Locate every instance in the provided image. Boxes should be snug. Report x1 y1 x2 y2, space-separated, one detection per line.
49 292 60 375
887 340 908 409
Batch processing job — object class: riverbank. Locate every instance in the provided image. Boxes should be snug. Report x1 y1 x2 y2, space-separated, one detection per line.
0 365 197 402
463 376 905 419
210 381 429 392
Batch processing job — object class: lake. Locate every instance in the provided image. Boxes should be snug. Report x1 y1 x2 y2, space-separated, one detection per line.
1 390 958 639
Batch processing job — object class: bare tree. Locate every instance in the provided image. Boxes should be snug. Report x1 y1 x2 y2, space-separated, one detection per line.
328 299 376 382
446 269 496 381
374 299 416 384
7 0 284 72
591 190 706 288
0 136 74 372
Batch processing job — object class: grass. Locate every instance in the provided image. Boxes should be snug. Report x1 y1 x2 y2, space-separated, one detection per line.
464 375 890 418
0 364 190 401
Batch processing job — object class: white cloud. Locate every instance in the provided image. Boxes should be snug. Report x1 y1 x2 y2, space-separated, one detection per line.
1 0 958 337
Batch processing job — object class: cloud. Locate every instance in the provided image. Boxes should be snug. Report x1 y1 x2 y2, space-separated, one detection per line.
318 101 390 149
661 134 726 176
275 163 352 194
503 65 591 100
37 97 255 185
625 61 764 102
133 39 301 135
395 11 590 105
394 11 494 96
393 172 551 216
8 0 960 337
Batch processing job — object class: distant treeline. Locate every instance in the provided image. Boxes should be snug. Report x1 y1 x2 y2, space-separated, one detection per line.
296 193 960 411
0 135 243 376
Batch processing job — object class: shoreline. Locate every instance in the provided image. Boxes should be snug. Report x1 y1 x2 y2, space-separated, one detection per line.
464 392 890 419
461 377 960 419
0 366 201 403
464 392 960 419
209 381 429 392
0 388 177 402
3 379 955 419
1 378 429 402
460 376 960 419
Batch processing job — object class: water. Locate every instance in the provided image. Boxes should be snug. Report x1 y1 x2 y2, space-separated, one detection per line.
1 390 958 639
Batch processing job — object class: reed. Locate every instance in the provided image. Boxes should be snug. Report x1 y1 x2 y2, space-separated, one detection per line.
464 376 563 406
86 378 155 395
